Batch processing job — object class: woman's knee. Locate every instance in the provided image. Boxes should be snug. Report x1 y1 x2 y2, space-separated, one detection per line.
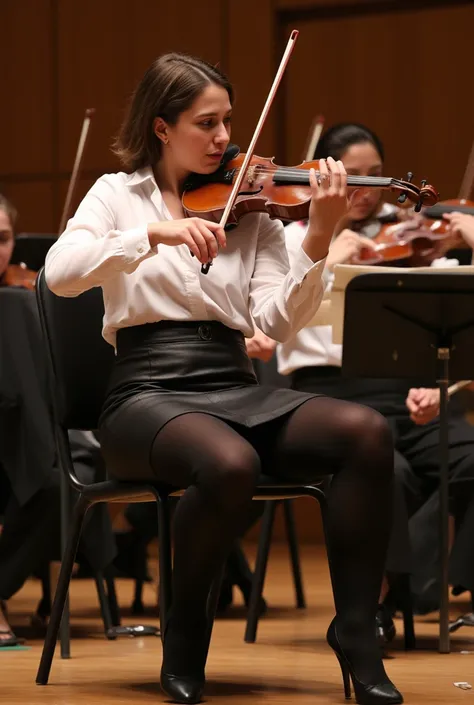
340 403 394 475
202 443 261 506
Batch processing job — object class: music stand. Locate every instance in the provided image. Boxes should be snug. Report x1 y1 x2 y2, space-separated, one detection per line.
342 271 474 654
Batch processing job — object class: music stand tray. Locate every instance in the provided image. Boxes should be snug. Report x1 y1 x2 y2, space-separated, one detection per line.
342 271 474 653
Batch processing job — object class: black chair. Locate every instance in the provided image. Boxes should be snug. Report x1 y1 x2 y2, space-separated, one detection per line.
246 495 416 650
34 267 332 686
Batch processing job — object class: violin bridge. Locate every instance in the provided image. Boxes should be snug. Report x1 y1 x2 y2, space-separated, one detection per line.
246 165 257 186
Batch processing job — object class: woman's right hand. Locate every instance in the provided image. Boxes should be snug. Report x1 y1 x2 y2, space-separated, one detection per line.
147 218 227 265
326 229 378 270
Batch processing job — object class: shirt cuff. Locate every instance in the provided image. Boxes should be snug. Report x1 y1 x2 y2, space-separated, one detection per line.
120 226 158 263
290 245 326 285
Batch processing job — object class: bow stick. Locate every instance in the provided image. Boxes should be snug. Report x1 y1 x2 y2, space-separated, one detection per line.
201 30 299 274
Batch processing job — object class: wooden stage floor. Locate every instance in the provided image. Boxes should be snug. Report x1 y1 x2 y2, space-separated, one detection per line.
1 544 474 704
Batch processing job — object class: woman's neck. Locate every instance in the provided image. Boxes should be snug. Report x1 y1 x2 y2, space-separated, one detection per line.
153 158 191 219
153 156 189 198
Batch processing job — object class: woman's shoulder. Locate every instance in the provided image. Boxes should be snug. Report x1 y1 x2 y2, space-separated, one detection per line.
91 168 154 196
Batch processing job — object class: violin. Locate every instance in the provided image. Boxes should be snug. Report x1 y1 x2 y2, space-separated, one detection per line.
182 151 439 227
182 30 438 274
1 262 37 290
354 136 474 266
351 213 453 266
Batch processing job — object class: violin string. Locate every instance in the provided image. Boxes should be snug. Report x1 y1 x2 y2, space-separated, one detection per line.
228 166 413 189
230 166 406 186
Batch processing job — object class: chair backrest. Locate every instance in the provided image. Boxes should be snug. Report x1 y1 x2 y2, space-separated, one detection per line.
12 234 57 271
36 268 115 430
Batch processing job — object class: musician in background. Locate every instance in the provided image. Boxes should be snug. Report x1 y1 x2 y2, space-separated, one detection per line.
0 193 115 647
277 123 474 634
0 194 16 284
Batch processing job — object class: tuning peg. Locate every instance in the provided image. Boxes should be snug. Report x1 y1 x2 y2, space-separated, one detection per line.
397 171 414 205
414 179 428 212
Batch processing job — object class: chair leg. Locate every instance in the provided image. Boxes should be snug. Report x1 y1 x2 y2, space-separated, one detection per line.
244 500 277 643
308 487 338 606
36 495 91 686
94 572 115 639
157 494 173 639
132 579 145 615
398 573 416 650
283 499 306 609
104 568 121 626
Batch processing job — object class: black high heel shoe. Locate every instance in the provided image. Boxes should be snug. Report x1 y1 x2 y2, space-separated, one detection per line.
160 671 204 704
327 618 403 705
160 619 207 704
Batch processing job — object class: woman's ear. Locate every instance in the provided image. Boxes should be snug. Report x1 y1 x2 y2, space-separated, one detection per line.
153 117 169 145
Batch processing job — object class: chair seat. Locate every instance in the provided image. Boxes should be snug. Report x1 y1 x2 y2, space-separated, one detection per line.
257 474 324 488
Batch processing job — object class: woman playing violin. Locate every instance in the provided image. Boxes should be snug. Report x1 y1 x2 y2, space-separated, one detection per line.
45 54 402 704
278 122 474 632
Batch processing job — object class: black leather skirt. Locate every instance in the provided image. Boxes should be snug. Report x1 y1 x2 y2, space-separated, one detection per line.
98 321 317 478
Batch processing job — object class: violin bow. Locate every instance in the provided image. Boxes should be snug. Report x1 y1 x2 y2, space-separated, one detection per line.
448 380 472 397
58 108 95 235
303 114 325 163
201 30 299 274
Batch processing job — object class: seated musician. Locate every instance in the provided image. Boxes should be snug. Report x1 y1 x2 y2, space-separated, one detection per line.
44 53 403 704
0 193 115 647
276 123 474 633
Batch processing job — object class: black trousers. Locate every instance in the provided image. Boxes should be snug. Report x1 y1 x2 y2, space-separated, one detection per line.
291 370 474 590
0 431 116 601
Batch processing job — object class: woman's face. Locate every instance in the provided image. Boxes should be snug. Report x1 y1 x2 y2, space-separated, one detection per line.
162 83 232 176
340 142 383 222
0 209 14 277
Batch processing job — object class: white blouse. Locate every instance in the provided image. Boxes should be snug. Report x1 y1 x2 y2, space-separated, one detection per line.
45 168 327 348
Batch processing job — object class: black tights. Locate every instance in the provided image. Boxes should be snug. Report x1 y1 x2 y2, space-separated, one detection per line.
151 397 394 682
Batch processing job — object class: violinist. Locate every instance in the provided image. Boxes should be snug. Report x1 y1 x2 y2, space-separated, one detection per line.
0 195 16 285
45 53 402 704
277 122 474 631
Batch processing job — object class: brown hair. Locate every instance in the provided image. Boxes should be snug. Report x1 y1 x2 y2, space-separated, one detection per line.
113 53 234 172
0 194 17 230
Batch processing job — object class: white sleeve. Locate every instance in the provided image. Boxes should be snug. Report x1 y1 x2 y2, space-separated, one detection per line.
45 176 158 297
249 215 326 342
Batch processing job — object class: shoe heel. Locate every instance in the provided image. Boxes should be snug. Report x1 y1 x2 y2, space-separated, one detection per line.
334 651 352 700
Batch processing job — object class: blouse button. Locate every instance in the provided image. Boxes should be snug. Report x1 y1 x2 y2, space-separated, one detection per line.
198 324 212 341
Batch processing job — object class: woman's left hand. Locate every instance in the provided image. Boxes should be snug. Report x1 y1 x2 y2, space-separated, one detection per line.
303 157 350 262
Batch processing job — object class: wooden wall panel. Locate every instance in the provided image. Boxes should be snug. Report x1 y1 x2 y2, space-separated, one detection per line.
226 0 277 158
2 182 55 234
56 0 132 174
279 3 474 199
0 0 54 176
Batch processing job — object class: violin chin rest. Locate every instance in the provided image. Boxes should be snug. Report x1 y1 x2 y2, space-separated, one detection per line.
222 143 240 164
